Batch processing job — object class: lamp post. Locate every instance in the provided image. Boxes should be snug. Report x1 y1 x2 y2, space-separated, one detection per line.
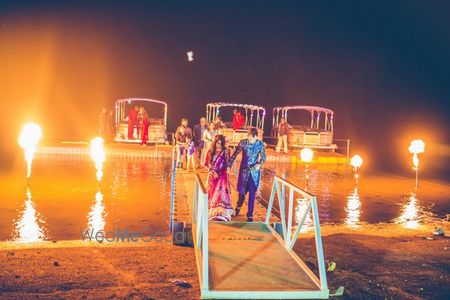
408 139 425 189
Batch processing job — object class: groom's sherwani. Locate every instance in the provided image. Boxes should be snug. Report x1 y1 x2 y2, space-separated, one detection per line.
229 139 266 195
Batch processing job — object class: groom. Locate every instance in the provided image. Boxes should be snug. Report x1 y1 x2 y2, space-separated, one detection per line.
229 128 266 222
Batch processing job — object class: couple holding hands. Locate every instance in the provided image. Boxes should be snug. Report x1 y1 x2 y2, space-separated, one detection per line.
206 128 266 222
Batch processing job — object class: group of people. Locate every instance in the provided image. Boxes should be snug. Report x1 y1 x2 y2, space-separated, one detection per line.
127 106 150 145
175 116 266 222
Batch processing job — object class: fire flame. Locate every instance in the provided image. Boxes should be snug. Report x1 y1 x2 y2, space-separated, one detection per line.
90 137 105 181
408 139 425 170
18 123 42 178
350 154 363 170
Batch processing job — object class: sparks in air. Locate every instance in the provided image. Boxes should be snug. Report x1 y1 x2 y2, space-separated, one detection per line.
90 137 106 182
18 123 42 178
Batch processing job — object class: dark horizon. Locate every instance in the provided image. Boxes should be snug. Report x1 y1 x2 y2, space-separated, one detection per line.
0 1 449 179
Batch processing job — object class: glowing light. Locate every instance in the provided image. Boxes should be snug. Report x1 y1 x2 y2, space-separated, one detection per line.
350 155 363 169
90 137 105 181
87 191 106 233
300 148 314 163
12 187 46 243
408 139 425 188
408 139 425 155
18 123 42 178
345 188 361 228
395 192 420 229
187 51 194 62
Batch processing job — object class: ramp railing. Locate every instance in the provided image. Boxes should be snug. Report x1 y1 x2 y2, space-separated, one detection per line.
265 175 329 294
169 145 177 232
192 173 209 292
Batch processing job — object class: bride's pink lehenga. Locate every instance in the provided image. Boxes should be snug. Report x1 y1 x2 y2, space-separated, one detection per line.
207 150 234 221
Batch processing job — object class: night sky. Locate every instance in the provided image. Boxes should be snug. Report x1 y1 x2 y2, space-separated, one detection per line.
0 1 449 179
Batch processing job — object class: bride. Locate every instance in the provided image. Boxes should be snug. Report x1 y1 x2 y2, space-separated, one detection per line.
206 135 234 221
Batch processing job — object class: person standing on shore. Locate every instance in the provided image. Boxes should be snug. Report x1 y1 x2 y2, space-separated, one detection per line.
99 107 108 138
175 125 188 168
229 128 266 222
193 117 207 166
276 117 290 154
201 122 217 166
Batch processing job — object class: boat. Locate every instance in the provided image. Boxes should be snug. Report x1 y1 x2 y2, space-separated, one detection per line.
206 102 265 146
114 98 168 144
272 106 337 150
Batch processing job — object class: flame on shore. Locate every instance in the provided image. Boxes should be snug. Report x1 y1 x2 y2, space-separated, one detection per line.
408 139 425 170
90 137 105 181
18 123 42 178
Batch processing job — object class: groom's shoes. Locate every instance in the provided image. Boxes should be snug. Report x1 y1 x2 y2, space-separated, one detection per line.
247 217 254 222
235 206 241 216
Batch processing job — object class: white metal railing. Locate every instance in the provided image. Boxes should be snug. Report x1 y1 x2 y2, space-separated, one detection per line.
265 175 329 293
192 173 209 292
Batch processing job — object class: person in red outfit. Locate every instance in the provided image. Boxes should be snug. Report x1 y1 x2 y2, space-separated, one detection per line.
127 106 139 139
232 109 245 130
141 110 149 145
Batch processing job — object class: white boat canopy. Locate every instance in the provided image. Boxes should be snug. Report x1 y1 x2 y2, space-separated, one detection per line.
206 102 266 130
273 106 334 132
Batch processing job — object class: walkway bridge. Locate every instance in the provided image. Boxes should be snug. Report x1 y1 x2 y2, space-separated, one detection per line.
171 164 331 299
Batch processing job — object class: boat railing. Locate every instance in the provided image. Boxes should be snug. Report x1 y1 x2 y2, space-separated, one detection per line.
333 138 350 162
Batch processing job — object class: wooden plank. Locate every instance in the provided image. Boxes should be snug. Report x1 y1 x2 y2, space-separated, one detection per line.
207 222 320 291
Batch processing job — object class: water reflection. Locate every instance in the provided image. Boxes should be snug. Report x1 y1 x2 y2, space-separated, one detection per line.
12 186 47 242
395 192 420 229
87 190 106 233
295 197 313 232
345 187 361 227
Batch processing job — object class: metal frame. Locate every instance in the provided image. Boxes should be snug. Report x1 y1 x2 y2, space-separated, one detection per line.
192 173 330 299
192 173 210 294
264 175 329 298
206 102 266 130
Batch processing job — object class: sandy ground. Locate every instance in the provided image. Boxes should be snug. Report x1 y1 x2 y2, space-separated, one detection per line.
1 221 449 299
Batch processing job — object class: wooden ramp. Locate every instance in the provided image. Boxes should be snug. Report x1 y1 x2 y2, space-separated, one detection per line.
176 172 329 299
208 222 320 292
